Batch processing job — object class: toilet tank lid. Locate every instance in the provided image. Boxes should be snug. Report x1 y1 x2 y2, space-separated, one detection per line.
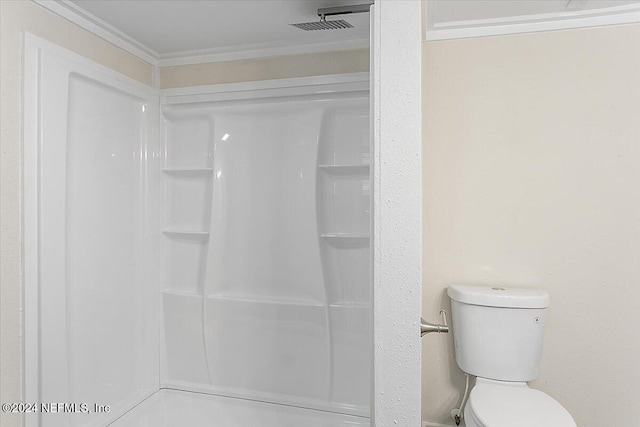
447 284 550 308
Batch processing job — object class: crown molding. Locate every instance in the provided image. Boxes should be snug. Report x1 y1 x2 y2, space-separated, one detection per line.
425 2 640 41
33 0 159 64
32 0 370 69
33 0 640 66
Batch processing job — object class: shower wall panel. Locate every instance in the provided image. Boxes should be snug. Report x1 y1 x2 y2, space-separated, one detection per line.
28 45 159 427
160 94 371 416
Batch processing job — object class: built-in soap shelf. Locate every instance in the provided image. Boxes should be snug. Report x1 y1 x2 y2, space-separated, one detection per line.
162 229 210 239
329 301 371 309
160 111 214 298
321 233 370 248
206 293 324 308
163 168 213 176
318 164 370 176
163 289 202 297
321 233 369 238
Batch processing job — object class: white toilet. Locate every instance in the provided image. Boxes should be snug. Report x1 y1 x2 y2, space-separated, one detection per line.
447 284 576 427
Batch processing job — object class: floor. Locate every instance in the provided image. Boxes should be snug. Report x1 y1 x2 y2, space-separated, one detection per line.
109 389 370 427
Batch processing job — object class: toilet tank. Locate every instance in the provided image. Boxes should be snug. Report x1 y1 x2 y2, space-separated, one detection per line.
447 284 550 382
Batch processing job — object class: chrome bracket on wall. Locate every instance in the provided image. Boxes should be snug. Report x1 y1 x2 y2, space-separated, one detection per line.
421 310 449 336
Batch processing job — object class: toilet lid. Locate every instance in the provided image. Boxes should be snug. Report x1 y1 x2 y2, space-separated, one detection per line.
468 382 576 427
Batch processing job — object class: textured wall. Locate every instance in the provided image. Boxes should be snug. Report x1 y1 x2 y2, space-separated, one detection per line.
373 2 423 426
421 23 640 427
0 2 153 427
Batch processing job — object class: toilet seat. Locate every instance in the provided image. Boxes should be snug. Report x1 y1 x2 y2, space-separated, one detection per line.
466 379 576 427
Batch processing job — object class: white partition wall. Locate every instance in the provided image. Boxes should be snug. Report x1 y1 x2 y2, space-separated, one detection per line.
24 36 160 427
160 78 371 417
372 1 423 426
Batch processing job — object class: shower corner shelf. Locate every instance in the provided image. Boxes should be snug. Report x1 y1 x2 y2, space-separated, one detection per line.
162 168 213 176
318 164 370 176
162 229 210 239
162 289 203 298
320 233 370 248
329 301 371 309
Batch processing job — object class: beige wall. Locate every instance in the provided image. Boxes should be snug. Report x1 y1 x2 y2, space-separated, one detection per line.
0 2 153 427
160 48 369 88
422 23 640 426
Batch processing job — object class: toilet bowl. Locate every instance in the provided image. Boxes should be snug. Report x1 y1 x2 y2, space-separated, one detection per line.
463 378 575 427
447 284 576 427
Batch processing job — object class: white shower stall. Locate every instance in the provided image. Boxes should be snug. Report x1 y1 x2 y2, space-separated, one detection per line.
24 35 371 427
158 81 372 416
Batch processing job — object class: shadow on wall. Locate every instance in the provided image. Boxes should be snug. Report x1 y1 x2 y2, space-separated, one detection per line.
446 289 477 408
423 288 478 426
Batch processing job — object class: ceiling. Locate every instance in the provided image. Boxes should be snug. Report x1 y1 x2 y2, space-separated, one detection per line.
63 0 640 59
68 0 371 56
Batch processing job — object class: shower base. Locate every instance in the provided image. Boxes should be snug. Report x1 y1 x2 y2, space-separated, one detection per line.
109 389 369 427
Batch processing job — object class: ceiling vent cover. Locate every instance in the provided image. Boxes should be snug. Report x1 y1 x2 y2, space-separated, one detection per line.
290 19 353 31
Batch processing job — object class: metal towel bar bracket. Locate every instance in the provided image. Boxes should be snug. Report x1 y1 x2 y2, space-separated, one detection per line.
421 310 449 336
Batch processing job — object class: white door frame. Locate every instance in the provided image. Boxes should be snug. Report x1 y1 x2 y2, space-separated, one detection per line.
372 1 423 426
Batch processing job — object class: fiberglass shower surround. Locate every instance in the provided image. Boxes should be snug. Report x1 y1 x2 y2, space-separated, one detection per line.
160 96 371 410
25 35 371 427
